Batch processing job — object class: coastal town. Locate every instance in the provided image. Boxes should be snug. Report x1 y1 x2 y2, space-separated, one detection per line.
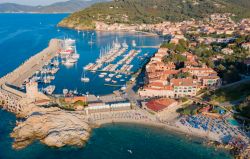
0 11 250 159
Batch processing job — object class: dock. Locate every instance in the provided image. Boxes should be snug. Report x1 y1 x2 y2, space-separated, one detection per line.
0 39 63 114
0 39 63 87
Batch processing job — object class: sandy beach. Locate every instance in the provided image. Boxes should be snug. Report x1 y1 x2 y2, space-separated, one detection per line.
91 113 221 142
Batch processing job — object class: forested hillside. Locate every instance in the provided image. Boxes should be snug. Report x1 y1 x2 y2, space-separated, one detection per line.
58 0 250 29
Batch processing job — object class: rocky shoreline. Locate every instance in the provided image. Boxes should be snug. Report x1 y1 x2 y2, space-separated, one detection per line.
2 103 246 158
10 109 92 150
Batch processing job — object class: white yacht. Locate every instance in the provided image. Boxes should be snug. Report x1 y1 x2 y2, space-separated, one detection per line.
116 75 122 78
99 74 105 78
64 60 75 66
122 41 129 48
105 78 111 82
121 85 127 91
44 85 55 95
64 38 75 46
132 40 136 47
112 80 117 84
81 69 90 83
108 74 115 78
72 53 80 59
63 89 68 95
72 46 80 59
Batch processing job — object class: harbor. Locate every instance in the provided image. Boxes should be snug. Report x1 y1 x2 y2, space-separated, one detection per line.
35 31 162 96
0 31 161 97
0 13 249 159
0 39 63 87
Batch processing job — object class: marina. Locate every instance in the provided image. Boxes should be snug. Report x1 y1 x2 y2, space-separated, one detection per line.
0 13 161 95
0 39 63 88
0 12 248 159
38 31 162 95
16 38 80 95
3 32 161 96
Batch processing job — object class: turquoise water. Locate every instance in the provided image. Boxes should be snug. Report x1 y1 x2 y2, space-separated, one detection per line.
0 14 232 159
0 109 232 159
227 118 240 126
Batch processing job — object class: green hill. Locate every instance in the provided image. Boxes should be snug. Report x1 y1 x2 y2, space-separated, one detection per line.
58 0 250 30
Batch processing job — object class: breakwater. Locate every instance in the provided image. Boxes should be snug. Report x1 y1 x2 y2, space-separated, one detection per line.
0 39 62 114
0 39 63 87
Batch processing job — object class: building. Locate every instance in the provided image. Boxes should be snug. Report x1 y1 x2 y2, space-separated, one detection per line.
143 98 178 113
170 78 198 97
242 42 250 50
140 40 221 99
222 48 234 55
26 82 50 101
85 102 131 114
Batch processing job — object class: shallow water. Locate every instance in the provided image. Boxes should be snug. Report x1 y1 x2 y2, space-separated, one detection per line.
0 109 232 159
0 14 232 159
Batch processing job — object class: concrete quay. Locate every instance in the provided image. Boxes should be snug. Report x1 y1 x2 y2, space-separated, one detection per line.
0 39 63 114
0 39 63 87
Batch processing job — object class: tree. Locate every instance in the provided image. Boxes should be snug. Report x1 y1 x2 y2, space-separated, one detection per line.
217 64 226 71
183 108 192 115
160 42 175 49
223 66 241 83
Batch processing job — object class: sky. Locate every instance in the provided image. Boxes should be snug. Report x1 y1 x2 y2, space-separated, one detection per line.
0 0 71 6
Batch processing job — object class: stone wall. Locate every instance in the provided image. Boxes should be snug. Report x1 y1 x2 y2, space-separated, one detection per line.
0 88 23 114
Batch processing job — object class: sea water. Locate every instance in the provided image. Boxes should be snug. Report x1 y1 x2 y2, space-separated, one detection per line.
0 109 232 159
0 14 232 159
0 13 161 95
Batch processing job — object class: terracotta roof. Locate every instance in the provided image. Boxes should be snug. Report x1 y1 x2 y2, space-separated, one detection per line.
201 76 220 80
170 78 196 86
145 85 173 91
146 98 177 112
162 70 179 75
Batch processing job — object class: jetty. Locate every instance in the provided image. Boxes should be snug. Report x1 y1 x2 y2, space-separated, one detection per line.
0 39 63 87
0 39 63 114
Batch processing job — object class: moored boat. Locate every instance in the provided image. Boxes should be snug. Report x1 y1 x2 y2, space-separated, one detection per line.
105 78 111 82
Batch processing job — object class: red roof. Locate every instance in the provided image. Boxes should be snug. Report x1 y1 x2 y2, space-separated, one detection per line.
145 98 177 112
170 78 195 86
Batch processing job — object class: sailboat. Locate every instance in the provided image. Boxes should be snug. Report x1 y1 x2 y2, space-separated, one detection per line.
72 46 80 59
81 69 90 82
88 35 94 45
132 40 136 47
43 85 56 95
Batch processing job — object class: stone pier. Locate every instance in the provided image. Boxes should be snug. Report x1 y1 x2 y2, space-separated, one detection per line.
0 39 63 114
0 39 63 87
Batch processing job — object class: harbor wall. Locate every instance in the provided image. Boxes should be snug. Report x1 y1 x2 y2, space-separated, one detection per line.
0 39 63 87
0 87 23 114
0 39 62 114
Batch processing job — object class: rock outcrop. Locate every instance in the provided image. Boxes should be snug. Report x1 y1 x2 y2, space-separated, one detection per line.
11 110 91 149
